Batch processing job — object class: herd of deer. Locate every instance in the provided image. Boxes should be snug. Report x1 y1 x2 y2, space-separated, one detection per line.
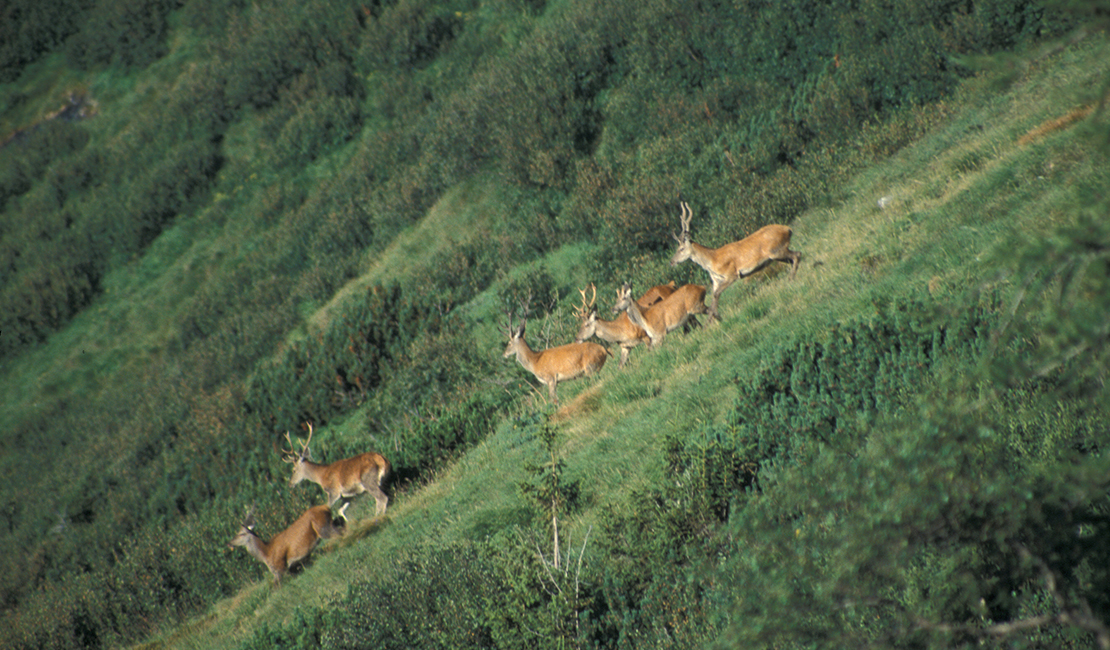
503 201 802 404
230 202 801 586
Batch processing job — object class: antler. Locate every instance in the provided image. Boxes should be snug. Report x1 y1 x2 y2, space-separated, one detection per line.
280 424 314 463
575 283 597 322
673 201 693 242
280 432 298 463
242 505 257 530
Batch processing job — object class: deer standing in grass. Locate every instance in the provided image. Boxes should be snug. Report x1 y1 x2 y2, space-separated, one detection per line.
611 281 707 349
572 283 661 368
227 505 345 586
574 282 684 367
670 201 801 320
503 311 609 405
283 424 391 517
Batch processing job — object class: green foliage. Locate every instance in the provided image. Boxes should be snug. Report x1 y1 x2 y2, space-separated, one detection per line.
518 418 581 525
240 608 330 650
218 0 363 110
359 0 466 71
64 0 180 70
323 544 498 650
0 119 89 211
0 0 94 82
728 298 995 473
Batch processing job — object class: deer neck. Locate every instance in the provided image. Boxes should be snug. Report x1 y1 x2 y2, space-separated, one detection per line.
686 241 720 273
623 300 659 340
299 459 330 485
242 532 273 566
510 338 543 374
594 314 636 343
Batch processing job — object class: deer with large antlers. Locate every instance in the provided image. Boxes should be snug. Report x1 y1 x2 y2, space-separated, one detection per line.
574 282 680 367
283 424 391 517
611 281 707 349
503 309 609 404
670 201 801 320
227 504 345 586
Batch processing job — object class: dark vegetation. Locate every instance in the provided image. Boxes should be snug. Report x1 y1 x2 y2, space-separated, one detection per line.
1 0 1108 648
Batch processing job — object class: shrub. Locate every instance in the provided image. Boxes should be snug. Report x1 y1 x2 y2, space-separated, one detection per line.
64 0 179 70
0 0 92 82
323 544 501 650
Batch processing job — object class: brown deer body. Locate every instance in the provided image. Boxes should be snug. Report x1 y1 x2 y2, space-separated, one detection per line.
228 505 344 586
670 202 801 320
574 283 680 368
612 282 707 348
574 308 645 368
635 281 677 309
284 425 391 516
503 316 609 404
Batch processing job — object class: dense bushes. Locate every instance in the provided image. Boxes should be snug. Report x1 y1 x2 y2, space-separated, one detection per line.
0 0 94 82
64 0 181 70
728 298 995 472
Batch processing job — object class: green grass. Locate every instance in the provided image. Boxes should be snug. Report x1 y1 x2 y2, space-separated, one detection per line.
124 32 1110 650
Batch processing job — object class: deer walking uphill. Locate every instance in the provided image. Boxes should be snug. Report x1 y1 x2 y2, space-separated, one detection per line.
574 282 679 368
670 201 801 320
612 281 707 349
504 311 609 405
283 424 391 517
228 505 345 586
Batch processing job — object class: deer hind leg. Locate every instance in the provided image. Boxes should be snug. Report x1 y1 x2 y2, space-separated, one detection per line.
361 477 389 517
785 249 802 279
618 346 630 368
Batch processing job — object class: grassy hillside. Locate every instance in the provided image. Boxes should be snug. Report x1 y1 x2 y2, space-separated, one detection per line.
137 37 1110 648
1 0 1109 648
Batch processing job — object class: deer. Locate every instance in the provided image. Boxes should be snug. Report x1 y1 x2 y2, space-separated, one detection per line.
227 504 346 586
282 423 391 517
573 282 685 367
670 201 801 320
503 309 610 405
635 280 677 309
611 281 708 349
573 284 647 369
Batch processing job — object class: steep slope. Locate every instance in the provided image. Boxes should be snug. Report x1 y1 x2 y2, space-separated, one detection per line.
138 34 1110 650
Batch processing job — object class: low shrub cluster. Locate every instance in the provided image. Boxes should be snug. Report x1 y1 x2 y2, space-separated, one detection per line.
728 298 995 472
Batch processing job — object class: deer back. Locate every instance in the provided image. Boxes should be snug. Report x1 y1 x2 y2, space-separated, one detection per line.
533 341 609 382
268 505 340 572
575 308 647 346
636 281 677 310
713 225 794 277
645 284 706 332
318 453 389 493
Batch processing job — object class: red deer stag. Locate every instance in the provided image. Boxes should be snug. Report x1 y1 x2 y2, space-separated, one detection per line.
503 310 609 404
611 282 707 348
574 282 683 367
283 424 391 517
670 201 801 320
227 505 345 586
573 284 647 369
